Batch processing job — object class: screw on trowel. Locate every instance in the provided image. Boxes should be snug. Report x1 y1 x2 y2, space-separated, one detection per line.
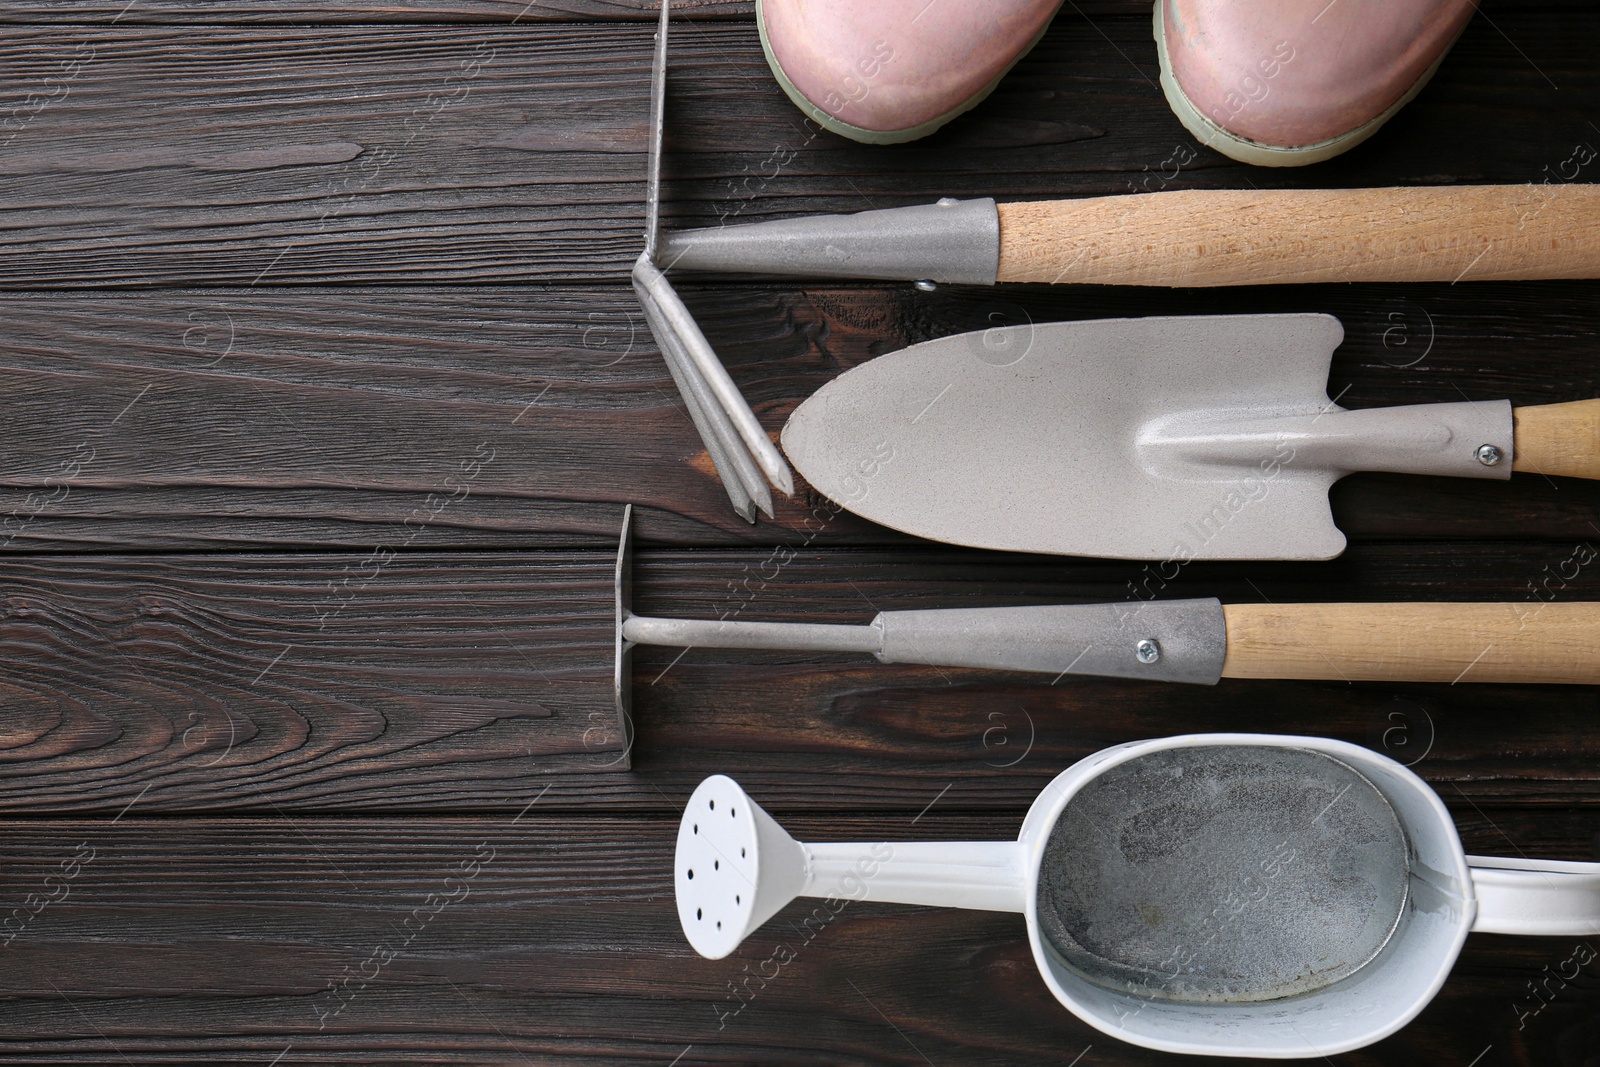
633 0 795 523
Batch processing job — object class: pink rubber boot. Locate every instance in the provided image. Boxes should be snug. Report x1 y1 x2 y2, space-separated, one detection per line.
757 0 1064 144
1156 0 1475 166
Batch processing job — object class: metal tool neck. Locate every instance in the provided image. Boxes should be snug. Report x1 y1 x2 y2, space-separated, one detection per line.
658 198 1001 285
622 613 884 654
622 599 1227 685
1143 401 1515 481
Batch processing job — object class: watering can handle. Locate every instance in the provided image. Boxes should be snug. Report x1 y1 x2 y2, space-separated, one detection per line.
1469 856 1600 935
997 185 1600 287
1514 399 1600 481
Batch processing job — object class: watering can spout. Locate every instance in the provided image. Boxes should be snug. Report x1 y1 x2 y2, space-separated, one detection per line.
676 776 1028 960
675 775 812 960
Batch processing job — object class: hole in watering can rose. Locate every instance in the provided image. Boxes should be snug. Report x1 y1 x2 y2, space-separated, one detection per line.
1036 746 1410 1005
696 908 702 920
709 800 715 810
736 894 741 904
740 848 746 858
687 869 693 879
714 860 719 870
693 824 698 834
731 807 736 818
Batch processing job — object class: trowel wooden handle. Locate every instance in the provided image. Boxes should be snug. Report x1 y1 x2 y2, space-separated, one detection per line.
997 185 1600 287
1514 399 1600 480
1222 602 1600 685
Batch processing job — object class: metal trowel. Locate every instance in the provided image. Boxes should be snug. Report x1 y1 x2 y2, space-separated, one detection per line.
781 312 1600 561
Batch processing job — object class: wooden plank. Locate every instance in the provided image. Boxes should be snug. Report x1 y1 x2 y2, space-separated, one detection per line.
0 5 1591 1064
0 811 1590 1063
0 285 754 551
0 542 1595 814
0 2 1165 26
0 13 1594 288
629 540 1600 811
0 552 627 815
0 0 755 20
0 283 1597 552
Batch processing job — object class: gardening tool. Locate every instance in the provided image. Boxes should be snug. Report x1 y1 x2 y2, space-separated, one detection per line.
781 311 1600 560
675 733 1600 1057
634 0 794 522
635 0 1600 519
613 506 1600 687
661 184 1600 288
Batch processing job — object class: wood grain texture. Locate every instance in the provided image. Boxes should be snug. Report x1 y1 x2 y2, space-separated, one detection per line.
0 552 627 814
0 0 747 23
0 542 1596 814
0 11 1594 288
1 283 1599 552
0 811 1590 1064
0 1 1198 21
1222 601 1600 684
626 541 1600 811
1515 398 1600 480
997 185 1600 286
1 3 1599 1063
0 1 1151 24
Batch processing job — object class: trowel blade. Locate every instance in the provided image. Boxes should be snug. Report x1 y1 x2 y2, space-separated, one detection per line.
781 313 1350 561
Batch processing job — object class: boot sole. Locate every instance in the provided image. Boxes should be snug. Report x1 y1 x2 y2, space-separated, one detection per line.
757 0 1058 145
1152 0 1457 167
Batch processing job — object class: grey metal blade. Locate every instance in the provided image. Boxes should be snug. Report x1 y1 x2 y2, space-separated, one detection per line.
610 505 636 770
635 274 771 520
634 256 796 496
635 0 779 518
781 313 1379 561
656 339 760 523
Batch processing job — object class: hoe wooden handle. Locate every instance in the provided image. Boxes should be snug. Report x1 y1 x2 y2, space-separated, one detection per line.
1514 399 1600 481
997 185 1600 287
1222 602 1600 685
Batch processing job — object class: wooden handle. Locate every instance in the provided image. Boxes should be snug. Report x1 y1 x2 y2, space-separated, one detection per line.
1222 602 1600 685
1514 399 1600 480
997 185 1600 287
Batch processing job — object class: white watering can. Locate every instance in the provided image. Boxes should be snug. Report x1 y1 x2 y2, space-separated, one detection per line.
675 733 1600 1058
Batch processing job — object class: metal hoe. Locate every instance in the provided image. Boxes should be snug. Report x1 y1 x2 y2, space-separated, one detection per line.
611 504 1600 715
634 0 794 522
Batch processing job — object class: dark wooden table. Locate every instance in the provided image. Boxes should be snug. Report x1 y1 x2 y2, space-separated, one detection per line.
0 1 1597 1063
